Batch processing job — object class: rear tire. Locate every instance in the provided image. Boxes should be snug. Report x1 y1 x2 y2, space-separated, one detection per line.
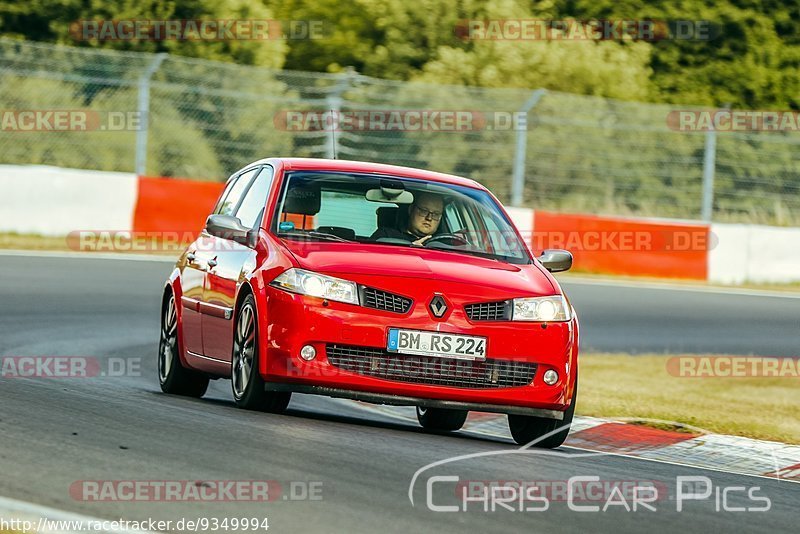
231 294 291 413
416 406 468 432
158 292 209 398
508 380 577 448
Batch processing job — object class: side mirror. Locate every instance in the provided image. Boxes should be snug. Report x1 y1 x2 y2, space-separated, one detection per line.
205 214 257 248
538 249 572 273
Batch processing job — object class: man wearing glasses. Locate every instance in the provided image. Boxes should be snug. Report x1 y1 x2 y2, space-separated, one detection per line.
371 192 444 245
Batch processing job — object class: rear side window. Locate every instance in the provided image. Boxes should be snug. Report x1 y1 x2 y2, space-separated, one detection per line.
215 168 258 216
235 166 274 229
316 191 395 237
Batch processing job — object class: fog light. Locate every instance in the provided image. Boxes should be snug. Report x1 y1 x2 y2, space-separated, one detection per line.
543 369 559 385
300 345 316 361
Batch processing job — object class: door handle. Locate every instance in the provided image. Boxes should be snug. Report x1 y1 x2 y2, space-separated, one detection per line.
207 258 218 269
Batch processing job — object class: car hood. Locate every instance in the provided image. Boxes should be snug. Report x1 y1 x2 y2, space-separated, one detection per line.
279 240 556 296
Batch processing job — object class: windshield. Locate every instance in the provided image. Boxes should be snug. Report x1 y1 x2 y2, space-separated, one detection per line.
274 171 531 264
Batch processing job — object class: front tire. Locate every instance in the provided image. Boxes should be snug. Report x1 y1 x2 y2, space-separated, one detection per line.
508 381 577 448
231 294 291 413
416 406 468 432
158 292 209 398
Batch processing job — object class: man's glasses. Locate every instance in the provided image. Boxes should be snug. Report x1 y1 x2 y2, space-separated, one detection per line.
413 205 443 221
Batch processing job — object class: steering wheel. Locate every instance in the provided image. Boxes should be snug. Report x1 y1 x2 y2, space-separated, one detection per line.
423 233 470 246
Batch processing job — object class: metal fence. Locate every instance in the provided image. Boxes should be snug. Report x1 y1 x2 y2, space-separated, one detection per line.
1 38 799 225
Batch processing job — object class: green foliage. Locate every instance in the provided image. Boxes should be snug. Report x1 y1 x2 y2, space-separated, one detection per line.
0 0 286 68
268 0 465 78
0 74 225 177
1 0 799 223
2 0 798 107
548 0 800 109
0 75 132 170
146 55 299 178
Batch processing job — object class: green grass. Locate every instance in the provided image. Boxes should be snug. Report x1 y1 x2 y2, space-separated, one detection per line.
0 232 177 255
0 232 73 251
579 354 800 444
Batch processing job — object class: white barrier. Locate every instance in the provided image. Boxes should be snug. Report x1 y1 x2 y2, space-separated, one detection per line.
505 206 534 244
709 223 800 284
0 165 137 235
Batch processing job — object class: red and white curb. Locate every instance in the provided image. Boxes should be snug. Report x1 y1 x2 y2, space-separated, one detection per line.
334 400 800 482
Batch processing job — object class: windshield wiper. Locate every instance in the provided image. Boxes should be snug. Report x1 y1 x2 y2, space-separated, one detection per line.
420 242 529 264
373 239 527 264
279 230 354 243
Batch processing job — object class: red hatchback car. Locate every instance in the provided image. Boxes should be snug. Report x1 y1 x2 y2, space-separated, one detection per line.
159 158 578 447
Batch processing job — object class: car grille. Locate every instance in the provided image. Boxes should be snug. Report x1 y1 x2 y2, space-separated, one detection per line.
326 344 536 389
465 300 511 321
361 287 412 314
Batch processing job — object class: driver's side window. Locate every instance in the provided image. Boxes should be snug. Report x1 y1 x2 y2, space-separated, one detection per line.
443 203 464 233
235 167 274 229
444 201 483 241
214 168 258 217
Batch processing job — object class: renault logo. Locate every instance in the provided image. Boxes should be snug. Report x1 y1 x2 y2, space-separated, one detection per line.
428 295 448 318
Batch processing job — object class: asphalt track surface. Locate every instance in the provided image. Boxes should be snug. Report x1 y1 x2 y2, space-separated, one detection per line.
0 253 796 533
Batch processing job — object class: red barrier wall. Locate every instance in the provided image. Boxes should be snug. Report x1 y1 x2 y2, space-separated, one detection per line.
532 211 710 280
130 177 710 280
132 177 224 233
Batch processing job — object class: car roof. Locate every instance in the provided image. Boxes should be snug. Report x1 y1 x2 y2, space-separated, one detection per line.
249 157 486 190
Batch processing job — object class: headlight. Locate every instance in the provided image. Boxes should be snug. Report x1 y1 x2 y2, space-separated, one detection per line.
271 268 359 305
512 295 571 322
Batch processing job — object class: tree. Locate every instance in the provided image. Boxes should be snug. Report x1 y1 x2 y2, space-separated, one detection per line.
0 0 286 68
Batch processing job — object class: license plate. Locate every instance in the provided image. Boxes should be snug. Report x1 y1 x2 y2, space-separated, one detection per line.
387 328 487 361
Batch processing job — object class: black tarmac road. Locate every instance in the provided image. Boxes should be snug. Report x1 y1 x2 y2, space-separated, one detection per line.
0 253 796 533
565 276 800 356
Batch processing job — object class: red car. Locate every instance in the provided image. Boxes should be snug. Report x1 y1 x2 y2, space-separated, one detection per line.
159 158 578 447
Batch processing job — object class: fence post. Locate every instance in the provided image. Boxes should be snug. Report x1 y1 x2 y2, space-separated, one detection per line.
511 89 547 207
325 67 356 159
135 53 168 176
701 126 717 221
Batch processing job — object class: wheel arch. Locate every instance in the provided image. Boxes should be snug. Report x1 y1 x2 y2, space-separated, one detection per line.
234 279 271 378
161 276 191 368
234 280 256 317
161 282 173 312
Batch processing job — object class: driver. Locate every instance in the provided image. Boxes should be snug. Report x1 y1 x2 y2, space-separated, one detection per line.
370 192 444 245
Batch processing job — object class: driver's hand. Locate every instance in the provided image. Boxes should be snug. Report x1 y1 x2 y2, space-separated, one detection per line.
412 235 432 246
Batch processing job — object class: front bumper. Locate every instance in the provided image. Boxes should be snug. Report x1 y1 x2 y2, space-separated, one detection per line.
260 284 578 414
264 383 565 419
